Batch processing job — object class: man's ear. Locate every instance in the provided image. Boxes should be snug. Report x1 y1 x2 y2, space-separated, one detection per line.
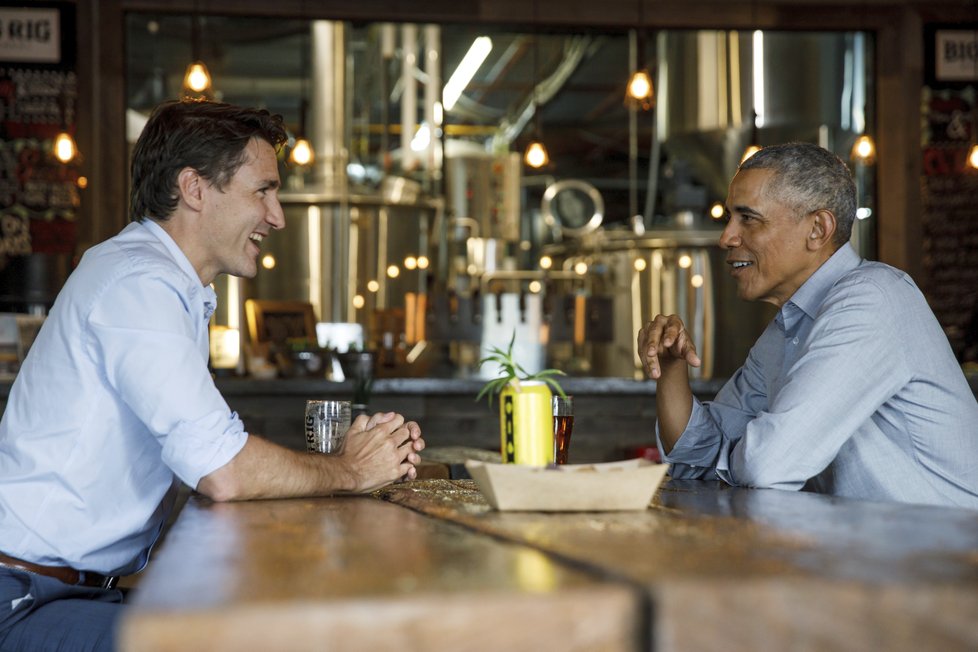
807 208 837 250
177 167 204 212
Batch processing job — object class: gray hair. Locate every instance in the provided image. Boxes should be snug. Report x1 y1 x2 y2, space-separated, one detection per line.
739 142 856 247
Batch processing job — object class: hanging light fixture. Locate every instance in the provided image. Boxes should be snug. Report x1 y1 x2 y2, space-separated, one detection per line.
53 90 78 164
523 22 550 169
625 1 654 110
53 131 77 164
969 143 978 169
740 4 763 163
289 17 315 167
741 110 761 163
183 8 212 96
850 134 876 164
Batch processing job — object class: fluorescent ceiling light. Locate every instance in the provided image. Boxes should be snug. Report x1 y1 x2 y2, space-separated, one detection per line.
752 30 765 128
443 36 492 111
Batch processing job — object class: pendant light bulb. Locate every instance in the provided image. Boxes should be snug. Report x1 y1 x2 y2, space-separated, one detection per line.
289 137 315 166
53 131 77 163
524 140 550 168
183 61 212 94
968 144 978 169
626 69 654 109
850 135 876 163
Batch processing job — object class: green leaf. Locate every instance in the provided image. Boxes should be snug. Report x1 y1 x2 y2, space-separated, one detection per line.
476 328 569 406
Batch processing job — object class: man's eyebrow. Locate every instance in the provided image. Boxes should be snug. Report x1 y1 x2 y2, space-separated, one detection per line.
731 204 762 217
259 179 281 190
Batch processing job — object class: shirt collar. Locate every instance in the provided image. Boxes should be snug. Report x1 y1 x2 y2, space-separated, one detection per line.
782 244 861 324
137 219 218 318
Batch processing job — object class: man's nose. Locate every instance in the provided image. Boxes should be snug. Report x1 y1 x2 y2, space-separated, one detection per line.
719 221 739 249
267 198 286 230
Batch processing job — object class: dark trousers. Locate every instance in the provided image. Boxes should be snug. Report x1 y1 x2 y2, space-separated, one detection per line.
0 566 123 651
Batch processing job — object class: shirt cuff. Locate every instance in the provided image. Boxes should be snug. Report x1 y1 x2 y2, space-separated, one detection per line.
657 398 721 465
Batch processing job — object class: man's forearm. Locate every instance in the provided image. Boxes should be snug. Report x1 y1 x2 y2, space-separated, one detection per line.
197 435 356 501
655 362 694 454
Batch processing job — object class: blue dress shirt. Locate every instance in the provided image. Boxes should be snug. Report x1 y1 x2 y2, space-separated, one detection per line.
0 220 248 574
661 245 978 509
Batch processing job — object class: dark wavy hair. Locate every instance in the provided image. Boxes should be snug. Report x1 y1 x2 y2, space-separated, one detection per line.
739 142 857 247
129 99 287 222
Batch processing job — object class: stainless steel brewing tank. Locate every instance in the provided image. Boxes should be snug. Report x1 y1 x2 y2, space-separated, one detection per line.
545 227 772 379
242 192 438 333
658 30 871 199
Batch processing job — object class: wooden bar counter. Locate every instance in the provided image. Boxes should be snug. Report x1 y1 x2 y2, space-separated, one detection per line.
117 495 639 651
119 473 978 651
378 478 978 651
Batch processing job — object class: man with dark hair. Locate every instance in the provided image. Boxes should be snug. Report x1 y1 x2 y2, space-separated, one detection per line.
638 142 978 508
0 99 425 650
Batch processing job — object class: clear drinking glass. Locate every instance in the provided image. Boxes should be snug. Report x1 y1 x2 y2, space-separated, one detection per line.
552 395 574 465
304 400 352 454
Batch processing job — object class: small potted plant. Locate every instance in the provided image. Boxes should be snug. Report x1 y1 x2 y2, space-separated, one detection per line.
477 333 566 465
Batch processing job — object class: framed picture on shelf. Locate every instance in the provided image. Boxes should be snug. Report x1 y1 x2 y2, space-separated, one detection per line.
244 300 318 345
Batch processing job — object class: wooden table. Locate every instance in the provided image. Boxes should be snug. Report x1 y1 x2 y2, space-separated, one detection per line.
118 495 638 651
119 476 978 651
378 478 978 651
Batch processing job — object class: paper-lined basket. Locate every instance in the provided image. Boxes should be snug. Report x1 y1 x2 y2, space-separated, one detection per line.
464 458 668 511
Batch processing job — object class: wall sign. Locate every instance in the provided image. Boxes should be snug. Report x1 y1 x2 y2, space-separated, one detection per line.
0 7 60 64
0 3 77 261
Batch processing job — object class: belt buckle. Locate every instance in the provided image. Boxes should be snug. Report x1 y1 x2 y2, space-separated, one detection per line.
100 575 119 590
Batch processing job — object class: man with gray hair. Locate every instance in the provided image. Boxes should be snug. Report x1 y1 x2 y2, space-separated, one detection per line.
637 142 978 508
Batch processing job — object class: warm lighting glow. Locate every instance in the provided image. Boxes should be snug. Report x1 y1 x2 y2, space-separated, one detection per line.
386 265 400 278
524 140 550 168
691 274 704 288
352 294 365 309
539 255 553 270
626 69 654 109
967 144 978 169
416 255 430 269
443 36 492 111
367 280 380 293
53 131 77 163
528 280 542 293
289 138 314 166
741 144 762 163
404 256 418 270
633 258 647 272
710 202 725 220
261 254 276 270
209 326 240 370
76 176 88 189
851 135 876 163
678 254 692 269
466 264 478 276
573 261 588 275
183 61 212 93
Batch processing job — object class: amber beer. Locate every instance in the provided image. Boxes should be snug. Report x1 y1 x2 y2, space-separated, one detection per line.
499 381 554 465
553 414 574 464
552 394 574 465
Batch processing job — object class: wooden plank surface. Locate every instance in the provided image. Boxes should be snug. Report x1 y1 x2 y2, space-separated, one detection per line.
378 478 978 652
118 495 640 652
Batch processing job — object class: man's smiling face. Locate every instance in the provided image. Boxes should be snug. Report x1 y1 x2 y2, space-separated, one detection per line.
719 167 821 308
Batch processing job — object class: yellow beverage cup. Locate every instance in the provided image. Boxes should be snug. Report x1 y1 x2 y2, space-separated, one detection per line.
499 380 554 466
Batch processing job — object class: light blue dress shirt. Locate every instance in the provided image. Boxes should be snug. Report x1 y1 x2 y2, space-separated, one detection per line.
0 220 248 575
661 245 978 509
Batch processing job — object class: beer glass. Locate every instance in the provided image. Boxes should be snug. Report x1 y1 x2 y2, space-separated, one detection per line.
552 395 574 465
305 400 352 454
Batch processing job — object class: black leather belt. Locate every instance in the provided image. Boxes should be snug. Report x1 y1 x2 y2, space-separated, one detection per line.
0 551 119 589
